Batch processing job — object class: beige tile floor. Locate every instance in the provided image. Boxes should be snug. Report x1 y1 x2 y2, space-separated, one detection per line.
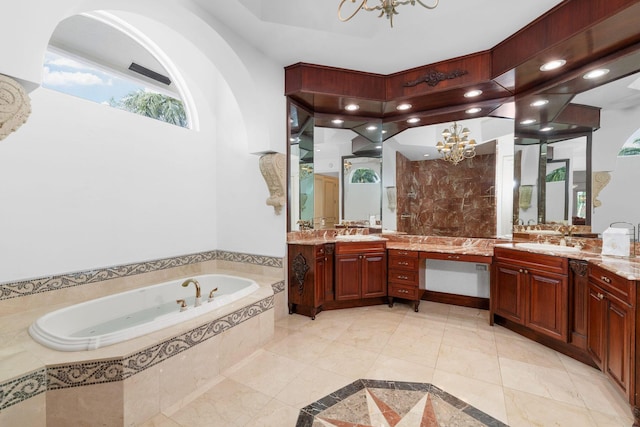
141 302 634 427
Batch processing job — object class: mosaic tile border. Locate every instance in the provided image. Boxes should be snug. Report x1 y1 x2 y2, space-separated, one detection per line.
296 379 509 427
0 249 282 301
1 293 274 409
0 368 47 411
271 280 285 294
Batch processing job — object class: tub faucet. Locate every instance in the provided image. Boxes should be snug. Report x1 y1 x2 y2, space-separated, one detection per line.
181 278 202 307
208 287 219 302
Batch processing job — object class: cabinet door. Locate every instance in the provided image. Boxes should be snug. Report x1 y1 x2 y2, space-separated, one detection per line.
587 283 606 369
526 269 568 341
493 262 525 324
335 254 361 300
361 253 387 298
605 296 632 396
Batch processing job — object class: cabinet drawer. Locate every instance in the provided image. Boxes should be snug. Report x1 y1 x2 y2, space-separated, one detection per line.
494 247 567 275
388 256 419 271
335 241 386 255
588 264 634 306
389 283 421 300
388 269 419 285
388 249 419 258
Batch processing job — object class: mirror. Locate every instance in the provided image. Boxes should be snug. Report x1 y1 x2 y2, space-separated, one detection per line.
289 108 515 237
513 136 590 227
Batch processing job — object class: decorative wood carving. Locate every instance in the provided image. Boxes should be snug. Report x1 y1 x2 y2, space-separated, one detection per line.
259 152 286 214
403 69 468 88
592 171 611 210
291 252 309 296
569 259 588 276
0 74 31 141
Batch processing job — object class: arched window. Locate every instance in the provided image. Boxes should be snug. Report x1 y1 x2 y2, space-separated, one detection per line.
350 168 381 183
617 127 640 157
43 13 190 128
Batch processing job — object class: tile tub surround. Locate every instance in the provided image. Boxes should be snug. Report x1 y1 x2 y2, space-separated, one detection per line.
296 379 508 426
0 250 283 426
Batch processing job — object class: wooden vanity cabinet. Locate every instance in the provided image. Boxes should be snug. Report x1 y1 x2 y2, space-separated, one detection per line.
335 241 386 301
387 249 423 312
492 247 569 342
587 263 635 399
287 243 334 319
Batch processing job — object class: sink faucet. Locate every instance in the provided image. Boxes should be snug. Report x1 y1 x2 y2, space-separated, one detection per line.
527 219 536 225
181 278 202 307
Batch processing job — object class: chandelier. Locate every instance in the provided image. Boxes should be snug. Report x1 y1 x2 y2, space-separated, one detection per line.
338 0 439 28
435 122 476 165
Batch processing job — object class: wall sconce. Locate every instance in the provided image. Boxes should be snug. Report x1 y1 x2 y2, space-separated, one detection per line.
386 186 397 211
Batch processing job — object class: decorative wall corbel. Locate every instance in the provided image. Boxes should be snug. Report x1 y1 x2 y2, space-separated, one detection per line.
0 74 31 141
259 152 286 214
592 171 611 211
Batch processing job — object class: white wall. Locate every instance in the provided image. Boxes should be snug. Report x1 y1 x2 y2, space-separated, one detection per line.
592 106 640 233
0 1 286 282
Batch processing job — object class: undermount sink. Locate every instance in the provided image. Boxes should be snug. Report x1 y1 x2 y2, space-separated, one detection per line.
335 234 384 241
515 242 580 253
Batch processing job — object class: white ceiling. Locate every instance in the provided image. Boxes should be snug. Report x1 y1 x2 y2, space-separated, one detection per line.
196 0 563 74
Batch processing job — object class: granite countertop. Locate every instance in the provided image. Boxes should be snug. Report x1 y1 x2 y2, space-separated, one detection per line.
288 231 640 281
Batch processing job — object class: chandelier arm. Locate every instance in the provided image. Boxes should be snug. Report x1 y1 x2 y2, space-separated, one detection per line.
415 0 439 9
338 0 368 22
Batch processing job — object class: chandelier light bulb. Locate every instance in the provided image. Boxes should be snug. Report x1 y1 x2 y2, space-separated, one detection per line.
435 122 477 165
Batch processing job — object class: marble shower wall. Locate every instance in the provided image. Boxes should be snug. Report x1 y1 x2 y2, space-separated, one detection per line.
396 152 496 237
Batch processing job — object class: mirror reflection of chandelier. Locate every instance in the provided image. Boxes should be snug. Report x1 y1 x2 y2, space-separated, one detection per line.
436 122 476 165
338 0 439 28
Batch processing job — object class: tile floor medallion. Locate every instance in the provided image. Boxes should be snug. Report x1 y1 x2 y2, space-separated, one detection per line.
296 379 508 427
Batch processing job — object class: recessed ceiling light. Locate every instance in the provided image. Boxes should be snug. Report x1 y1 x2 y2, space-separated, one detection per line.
464 89 483 98
540 126 554 132
345 103 359 111
530 99 549 107
366 125 377 131
407 117 420 124
397 103 412 111
583 68 610 79
332 119 344 125
465 107 482 114
382 130 387 134
540 59 566 71
316 149 321 152
423 154 430 157
375 145 382 149
520 119 536 125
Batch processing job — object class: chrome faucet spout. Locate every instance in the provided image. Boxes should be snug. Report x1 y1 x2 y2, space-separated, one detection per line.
181 278 201 299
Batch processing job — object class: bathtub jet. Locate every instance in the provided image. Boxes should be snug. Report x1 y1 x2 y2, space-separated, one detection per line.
28 274 260 351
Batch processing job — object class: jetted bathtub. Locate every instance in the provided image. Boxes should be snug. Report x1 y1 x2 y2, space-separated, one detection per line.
28 274 260 351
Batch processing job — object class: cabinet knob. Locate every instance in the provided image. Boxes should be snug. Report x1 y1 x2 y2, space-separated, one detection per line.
597 292 605 300
524 269 529 274
519 269 524 273
600 275 611 284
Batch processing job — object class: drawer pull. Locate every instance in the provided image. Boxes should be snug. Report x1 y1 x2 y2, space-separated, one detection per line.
398 261 409 266
447 255 460 260
398 289 409 294
398 251 408 255
600 275 611 284
397 275 409 280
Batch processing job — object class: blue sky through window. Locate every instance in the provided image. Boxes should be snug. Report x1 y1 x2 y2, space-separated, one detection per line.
43 49 144 105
